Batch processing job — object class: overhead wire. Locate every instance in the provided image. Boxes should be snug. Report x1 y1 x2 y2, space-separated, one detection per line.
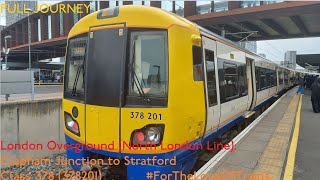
227 13 285 61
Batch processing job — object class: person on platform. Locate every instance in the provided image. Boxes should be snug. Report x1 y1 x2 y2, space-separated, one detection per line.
311 77 320 113
306 75 312 89
298 76 305 94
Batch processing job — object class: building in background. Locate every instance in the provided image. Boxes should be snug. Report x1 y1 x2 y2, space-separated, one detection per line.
284 51 297 69
239 41 257 53
1 1 315 73
196 1 229 14
259 53 267 58
5 1 37 26
0 25 4 42
0 25 5 61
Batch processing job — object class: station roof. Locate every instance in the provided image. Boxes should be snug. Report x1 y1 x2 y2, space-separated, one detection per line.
187 1 320 41
296 54 320 71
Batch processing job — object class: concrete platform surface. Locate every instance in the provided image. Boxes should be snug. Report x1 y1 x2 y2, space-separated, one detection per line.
201 88 300 180
294 89 320 180
0 92 62 103
0 85 62 103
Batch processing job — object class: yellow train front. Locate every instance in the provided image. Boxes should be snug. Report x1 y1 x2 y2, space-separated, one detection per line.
63 5 205 179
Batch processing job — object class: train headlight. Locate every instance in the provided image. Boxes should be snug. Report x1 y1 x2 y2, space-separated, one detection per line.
65 112 80 136
130 125 164 147
147 127 161 143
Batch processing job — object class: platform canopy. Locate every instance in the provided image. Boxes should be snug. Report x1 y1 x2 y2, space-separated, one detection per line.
187 1 320 41
296 54 320 72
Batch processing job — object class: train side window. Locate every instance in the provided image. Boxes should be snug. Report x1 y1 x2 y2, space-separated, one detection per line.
289 72 293 84
217 59 225 103
270 70 275 86
273 70 277 86
260 68 266 90
224 63 238 99
279 71 283 85
284 71 288 85
204 49 217 106
193 46 203 81
266 69 271 87
256 67 260 91
238 64 247 96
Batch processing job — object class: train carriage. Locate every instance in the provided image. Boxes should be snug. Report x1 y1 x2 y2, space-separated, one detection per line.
62 5 297 179
254 57 278 110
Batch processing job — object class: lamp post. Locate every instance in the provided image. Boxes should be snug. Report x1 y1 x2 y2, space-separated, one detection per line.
97 0 100 10
26 8 32 72
25 8 34 100
4 35 12 70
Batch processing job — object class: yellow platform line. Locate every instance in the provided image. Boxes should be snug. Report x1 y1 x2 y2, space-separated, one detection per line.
283 95 302 180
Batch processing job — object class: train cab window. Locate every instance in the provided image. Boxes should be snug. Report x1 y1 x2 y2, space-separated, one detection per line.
127 31 168 105
224 63 238 99
64 35 87 101
204 49 217 106
260 68 266 90
193 46 203 81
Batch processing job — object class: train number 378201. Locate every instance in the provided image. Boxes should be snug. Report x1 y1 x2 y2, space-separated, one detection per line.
130 112 162 120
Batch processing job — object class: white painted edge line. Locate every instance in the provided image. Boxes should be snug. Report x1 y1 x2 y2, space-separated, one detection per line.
195 90 292 178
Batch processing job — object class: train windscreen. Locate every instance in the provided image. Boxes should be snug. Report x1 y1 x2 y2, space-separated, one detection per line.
64 35 87 101
126 31 168 106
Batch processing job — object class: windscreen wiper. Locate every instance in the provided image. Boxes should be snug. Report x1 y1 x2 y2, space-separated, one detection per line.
129 41 150 103
71 64 84 96
130 64 151 103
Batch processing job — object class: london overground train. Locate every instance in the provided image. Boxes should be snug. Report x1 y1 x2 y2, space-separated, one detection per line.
62 5 312 179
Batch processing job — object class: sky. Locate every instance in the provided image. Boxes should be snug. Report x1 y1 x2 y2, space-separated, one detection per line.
257 37 320 63
1 0 320 65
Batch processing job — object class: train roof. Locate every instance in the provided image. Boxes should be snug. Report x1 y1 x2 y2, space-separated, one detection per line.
68 5 319 74
69 5 276 65
69 5 199 38
197 25 279 66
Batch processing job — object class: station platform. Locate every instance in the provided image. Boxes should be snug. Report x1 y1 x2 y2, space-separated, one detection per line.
0 92 61 103
293 89 320 180
0 85 62 103
196 86 319 180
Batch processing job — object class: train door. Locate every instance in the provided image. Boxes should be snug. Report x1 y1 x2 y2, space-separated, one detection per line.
275 67 279 93
284 70 288 88
202 37 221 132
277 68 283 93
246 58 256 110
85 24 127 156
